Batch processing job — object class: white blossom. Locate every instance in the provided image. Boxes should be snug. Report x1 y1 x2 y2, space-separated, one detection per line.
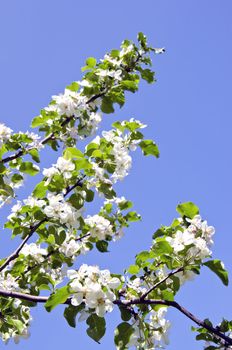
20 243 47 263
59 236 90 258
166 230 195 253
85 214 113 240
68 264 118 317
0 123 12 147
23 196 46 208
56 157 75 178
43 193 82 228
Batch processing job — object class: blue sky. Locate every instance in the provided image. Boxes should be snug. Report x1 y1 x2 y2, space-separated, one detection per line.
0 1 232 349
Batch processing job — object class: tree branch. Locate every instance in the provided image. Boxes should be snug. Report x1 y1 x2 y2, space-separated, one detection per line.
115 298 232 346
0 289 71 304
0 287 230 346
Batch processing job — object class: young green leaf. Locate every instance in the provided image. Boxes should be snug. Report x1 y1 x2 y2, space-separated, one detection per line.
19 162 40 175
204 260 229 286
45 286 70 312
176 202 199 219
139 140 159 157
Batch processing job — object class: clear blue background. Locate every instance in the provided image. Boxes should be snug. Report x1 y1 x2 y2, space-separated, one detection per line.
0 1 231 349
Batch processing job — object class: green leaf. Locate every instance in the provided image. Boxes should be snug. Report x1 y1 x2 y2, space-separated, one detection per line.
7 318 24 333
154 238 173 255
64 304 84 328
66 81 79 92
139 140 159 157
85 142 99 156
29 149 40 163
101 96 114 114
204 260 229 286
109 87 125 107
119 306 131 322
45 286 70 312
63 147 84 160
0 184 14 197
114 322 134 350
85 189 95 202
135 250 155 264
0 163 6 174
137 32 147 47
120 80 138 92
110 49 120 58
31 115 45 128
74 158 91 171
68 193 84 210
139 68 155 83
127 264 140 274
153 228 166 239
33 181 47 198
39 284 51 291
86 314 106 343
19 162 40 175
96 240 109 253
176 202 199 219
124 211 141 222
86 57 97 68
98 183 116 199
118 200 133 211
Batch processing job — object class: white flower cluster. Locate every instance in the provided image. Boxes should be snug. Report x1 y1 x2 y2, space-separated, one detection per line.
84 214 113 240
46 89 89 118
0 123 12 148
59 234 90 258
96 68 122 81
44 88 102 138
90 123 144 186
24 131 43 150
43 156 75 185
125 277 147 299
23 195 46 208
8 191 83 230
88 161 112 187
166 215 215 261
102 130 132 182
20 243 47 263
102 43 134 68
7 196 45 221
44 193 82 228
0 171 24 209
1 303 32 345
68 264 120 317
128 307 170 349
0 272 19 292
0 270 32 344
39 265 67 287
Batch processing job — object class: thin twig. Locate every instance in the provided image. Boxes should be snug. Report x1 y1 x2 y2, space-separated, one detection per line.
0 219 47 273
140 266 184 300
1 92 106 164
0 177 84 272
1 49 142 165
17 232 91 280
